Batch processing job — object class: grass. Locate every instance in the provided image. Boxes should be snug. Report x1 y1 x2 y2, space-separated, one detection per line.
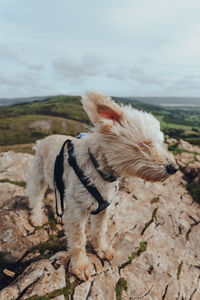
168 144 187 155
115 278 128 300
141 208 158 235
0 178 26 188
155 115 199 131
0 143 35 154
168 143 199 156
0 95 88 123
177 261 183 280
151 197 160 204
26 275 80 300
118 241 147 273
0 114 86 146
185 137 200 146
187 182 200 203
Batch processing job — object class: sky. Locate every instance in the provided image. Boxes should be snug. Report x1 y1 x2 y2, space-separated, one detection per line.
0 0 200 98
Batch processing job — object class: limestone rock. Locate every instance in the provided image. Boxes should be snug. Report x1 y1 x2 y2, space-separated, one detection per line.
0 144 200 299
178 139 200 154
0 182 27 209
0 252 69 300
165 137 177 145
0 151 33 182
173 139 200 185
0 209 48 263
176 152 195 167
73 279 93 300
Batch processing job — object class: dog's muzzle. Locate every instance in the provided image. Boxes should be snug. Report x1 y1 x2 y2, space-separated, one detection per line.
166 163 179 175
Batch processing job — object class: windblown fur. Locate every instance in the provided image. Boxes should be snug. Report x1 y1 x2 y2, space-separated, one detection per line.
26 91 178 281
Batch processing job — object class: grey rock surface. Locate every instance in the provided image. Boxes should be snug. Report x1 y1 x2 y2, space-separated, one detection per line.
0 143 200 299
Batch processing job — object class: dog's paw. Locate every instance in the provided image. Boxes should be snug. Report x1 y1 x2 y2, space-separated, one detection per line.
30 211 48 227
97 247 115 261
69 259 94 281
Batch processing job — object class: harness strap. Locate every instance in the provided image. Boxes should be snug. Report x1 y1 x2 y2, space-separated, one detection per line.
54 139 112 217
54 140 69 218
88 148 117 182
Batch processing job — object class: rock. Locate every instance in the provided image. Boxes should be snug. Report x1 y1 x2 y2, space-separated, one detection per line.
0 209 49 262
175 153 200 185
184 162 200 183
0 144 200 299
165 137 177 145
73 279 93 300
172 140 200 184
0 252 69 299
178 139 200 154
29 120 52 131
0 182 27 209
176 152 195 167
88 268 119 300
53 296 65 300
0 151 33 182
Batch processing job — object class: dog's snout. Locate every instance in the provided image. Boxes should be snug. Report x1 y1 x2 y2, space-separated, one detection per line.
166 163 179 175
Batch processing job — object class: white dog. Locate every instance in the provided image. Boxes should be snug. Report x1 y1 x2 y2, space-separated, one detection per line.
26 92 178 281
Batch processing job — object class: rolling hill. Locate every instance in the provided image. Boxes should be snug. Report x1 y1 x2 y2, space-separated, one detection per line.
0 95 199 153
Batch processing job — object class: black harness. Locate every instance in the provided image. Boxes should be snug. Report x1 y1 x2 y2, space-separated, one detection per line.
54 139 117 218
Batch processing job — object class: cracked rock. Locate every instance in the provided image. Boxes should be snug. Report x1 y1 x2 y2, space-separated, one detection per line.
1 144 200 299
0 209 48 263
0 252 69 299
0 151 33 182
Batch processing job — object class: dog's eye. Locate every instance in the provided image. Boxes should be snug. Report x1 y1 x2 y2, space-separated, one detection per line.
138 143 152 154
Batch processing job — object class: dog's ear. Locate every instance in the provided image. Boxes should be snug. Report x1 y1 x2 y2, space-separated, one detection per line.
81 91 123 124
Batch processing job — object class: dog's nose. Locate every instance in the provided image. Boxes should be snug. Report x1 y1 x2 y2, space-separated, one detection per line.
166 163 179 175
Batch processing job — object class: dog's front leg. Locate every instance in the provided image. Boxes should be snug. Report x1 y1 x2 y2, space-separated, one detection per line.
90 209 114 261
64 208 94 281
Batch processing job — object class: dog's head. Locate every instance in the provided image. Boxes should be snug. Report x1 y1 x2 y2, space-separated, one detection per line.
82 91 178 182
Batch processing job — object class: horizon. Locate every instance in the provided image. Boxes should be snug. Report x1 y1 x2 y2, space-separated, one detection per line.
1 94 200 108
1 94 200 100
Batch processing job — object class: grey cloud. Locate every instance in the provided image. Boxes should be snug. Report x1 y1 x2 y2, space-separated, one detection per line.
0 71 40 87
160 74 200 96
27 64 45 71
169 75 200 91
0 44 45 72
53 54 163 88
105 66 162 86
129 68 162 86
53 54 104 84
0 44 23 64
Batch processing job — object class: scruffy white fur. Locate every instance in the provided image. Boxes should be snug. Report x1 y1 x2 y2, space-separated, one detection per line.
26 92 177 281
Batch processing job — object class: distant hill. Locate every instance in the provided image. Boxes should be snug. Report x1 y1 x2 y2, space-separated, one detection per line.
0 94 199 149
1 95 200 107
0 96 58 106
128 97 200 107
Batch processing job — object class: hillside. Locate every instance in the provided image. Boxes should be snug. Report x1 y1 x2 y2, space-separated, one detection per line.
1 95 200 107
0 95 199 153
0 96 55 106
128 96 200 107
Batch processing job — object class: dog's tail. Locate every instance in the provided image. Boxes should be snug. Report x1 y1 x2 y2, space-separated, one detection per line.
32 139 42 152
26 145 46 208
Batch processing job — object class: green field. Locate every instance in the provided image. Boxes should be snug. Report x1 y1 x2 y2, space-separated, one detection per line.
0 95 199 150
0 114 86 146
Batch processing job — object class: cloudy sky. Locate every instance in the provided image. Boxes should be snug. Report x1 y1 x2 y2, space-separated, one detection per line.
1 0 200 98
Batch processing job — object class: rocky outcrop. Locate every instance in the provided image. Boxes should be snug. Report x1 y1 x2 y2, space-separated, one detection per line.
174 139 200 176
0 146 200 299
0 151 32 182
